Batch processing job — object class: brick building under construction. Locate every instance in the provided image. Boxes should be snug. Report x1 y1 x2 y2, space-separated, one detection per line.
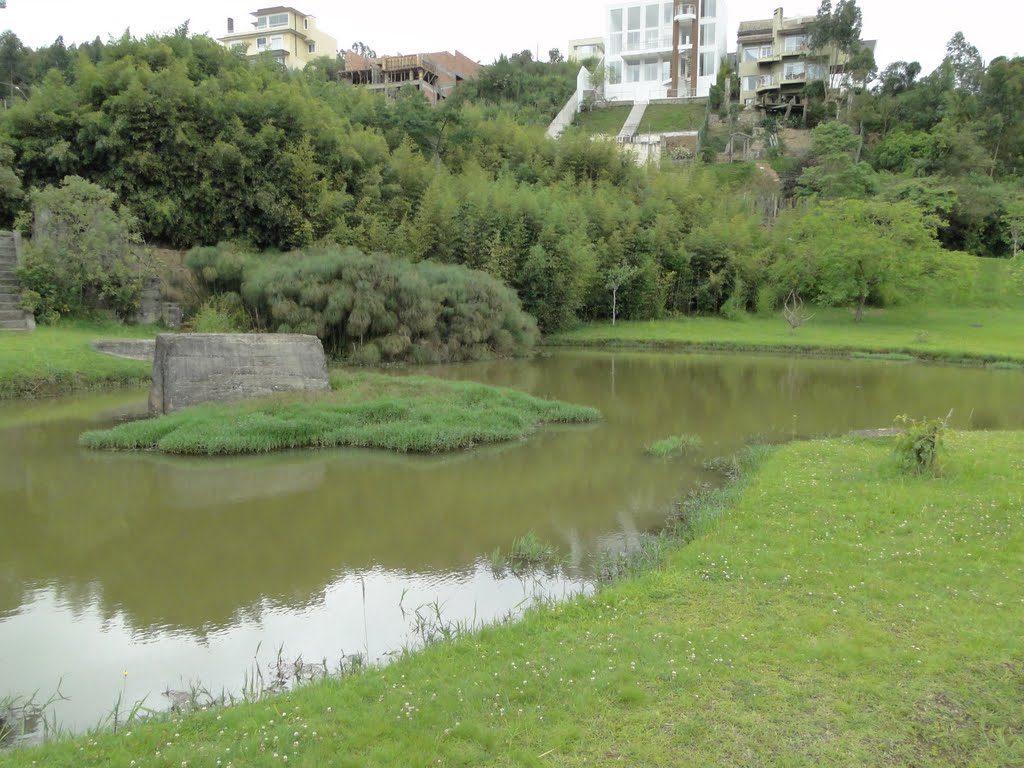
339 50 480 104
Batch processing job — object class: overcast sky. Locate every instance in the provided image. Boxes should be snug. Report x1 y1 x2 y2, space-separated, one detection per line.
3 1 1019 75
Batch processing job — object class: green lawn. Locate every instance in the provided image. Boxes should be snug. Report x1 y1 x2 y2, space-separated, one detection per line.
637 103 706 133
548 305 1024 365
5 430 1021 766
80 371 600 455
0 322 156 399
570 105 631 136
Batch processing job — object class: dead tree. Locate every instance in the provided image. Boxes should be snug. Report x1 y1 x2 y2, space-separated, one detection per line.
783 290 813 333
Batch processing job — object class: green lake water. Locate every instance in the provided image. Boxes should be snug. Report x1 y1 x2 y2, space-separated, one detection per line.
1 350 1022 737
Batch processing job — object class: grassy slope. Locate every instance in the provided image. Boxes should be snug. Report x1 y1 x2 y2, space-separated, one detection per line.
6 431 1021 766
548 305 1024 364
0 322 155 399
638 103 706 133
80 371 600 455
570 105 631 136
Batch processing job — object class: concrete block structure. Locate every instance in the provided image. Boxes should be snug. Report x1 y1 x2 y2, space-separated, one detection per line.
736 6 874 112
339 50 480 105
219 6 338 70
568 37 605 62
148 334 330 415
603 0 728 102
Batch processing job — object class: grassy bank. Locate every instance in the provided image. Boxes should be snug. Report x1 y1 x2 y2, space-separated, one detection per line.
7 430 1022 766
80 371 600 455
0 322 155 399
548 305 1024 365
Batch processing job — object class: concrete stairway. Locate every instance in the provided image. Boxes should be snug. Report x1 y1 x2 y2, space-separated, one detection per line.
0 234 33 331
617 101 649 142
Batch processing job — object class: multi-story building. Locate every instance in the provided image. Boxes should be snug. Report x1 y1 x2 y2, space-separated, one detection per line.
219 6 338 70
603 0 728 102
568 37 605 62
736 6 873 111
339 50 480 105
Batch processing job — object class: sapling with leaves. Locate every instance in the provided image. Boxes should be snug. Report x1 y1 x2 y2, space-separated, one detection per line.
605 261 638 326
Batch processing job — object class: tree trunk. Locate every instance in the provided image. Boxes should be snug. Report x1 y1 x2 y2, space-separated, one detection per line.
855 293 866 323
611 287 617 325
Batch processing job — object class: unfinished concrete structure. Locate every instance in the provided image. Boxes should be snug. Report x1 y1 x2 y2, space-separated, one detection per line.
339 50 480 104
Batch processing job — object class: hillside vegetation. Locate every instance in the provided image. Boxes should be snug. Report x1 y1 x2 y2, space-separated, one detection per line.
0 20 1021 337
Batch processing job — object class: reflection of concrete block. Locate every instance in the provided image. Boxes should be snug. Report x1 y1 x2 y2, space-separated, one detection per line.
149 333 330 414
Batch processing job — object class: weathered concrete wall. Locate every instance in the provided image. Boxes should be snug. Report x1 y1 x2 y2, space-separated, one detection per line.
149 334 331 415
92 339 157 361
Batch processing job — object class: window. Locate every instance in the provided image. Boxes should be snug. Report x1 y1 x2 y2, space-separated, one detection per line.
662 59 671 81
743 46 760 62
308 42 316 54
700 22 714 46
784 34 807 52
742 75 758 91
610 9 623 33
609 34 622 54
256 36 267 50
257 13 288 28
784 61 806 80
627 31 641 50
303 18 309 30
645 29 659 48
807 63 826 80
663 2 673 24
270 35 284 51
646 4 659 27
701 0 716 17
608 61 623 84
627 62 641 82
699 51 715 77
644 59 659 81
628 6 641 30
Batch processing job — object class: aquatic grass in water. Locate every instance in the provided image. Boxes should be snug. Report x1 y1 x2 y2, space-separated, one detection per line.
489 531 562 575
645 433 703 459
79 371 600 455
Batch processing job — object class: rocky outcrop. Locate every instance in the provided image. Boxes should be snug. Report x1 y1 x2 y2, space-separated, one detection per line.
148 333 331 415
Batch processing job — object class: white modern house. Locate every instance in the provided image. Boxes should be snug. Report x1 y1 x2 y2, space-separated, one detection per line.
603 0 728 101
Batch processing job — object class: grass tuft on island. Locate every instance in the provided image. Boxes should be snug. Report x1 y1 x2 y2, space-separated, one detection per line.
79 371 600 455
6 430 1022 766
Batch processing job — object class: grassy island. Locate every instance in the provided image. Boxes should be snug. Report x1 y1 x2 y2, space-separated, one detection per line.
4 430 1020 766
79 371 600 455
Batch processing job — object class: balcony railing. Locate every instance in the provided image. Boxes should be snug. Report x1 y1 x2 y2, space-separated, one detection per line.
620 36 692 54
756 76 776 90
782 70 807 82
757 45 775 59
674 3 697 19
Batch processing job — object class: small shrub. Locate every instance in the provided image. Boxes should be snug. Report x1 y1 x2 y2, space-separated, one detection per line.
646 433 703 459
190 294 250 333
755 285 778 315
893 413 949 475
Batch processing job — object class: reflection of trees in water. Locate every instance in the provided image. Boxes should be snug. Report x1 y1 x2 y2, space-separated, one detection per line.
1 352 1022 637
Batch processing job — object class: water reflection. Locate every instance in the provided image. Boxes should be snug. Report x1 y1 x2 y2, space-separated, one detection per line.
1 350 1022 731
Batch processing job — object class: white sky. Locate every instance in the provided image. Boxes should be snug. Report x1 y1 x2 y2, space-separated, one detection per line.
2 1 1019 75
